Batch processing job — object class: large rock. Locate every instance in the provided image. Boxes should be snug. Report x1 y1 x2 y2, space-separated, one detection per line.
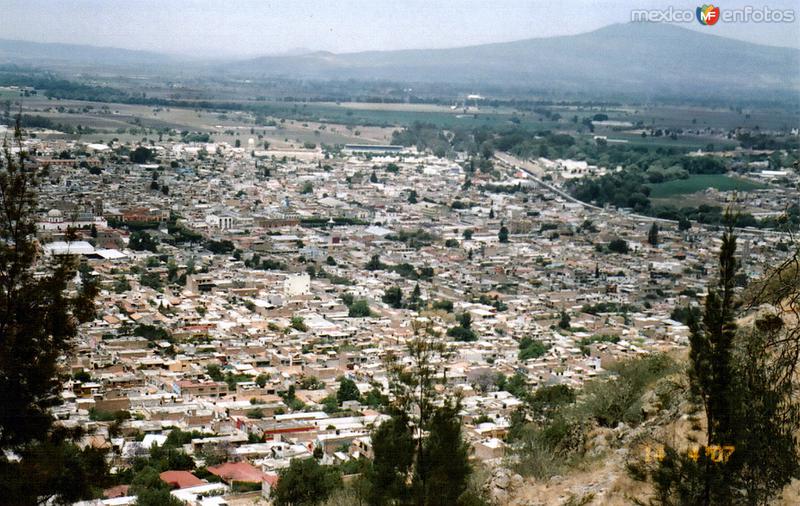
484 467 524 505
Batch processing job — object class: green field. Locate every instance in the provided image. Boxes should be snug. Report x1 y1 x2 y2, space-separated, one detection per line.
648 174 766 198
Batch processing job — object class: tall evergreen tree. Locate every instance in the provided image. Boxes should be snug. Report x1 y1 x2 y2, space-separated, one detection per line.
689 225 738 448
637 223 800 505
366 412 415 506
498 225 509 243
687 224 738 505
0 119 101 504
648 222 659 246
368 326 474 506
416 402 472 506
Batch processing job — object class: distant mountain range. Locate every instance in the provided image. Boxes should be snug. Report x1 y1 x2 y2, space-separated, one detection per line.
224 23 799 97
0 38 177 67
2 23 798 98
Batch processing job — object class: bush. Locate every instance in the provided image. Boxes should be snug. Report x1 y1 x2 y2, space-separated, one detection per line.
133 324 170 341
246 408 264 419
608 238 629 254
273 458 342 506
348 300 371 317
431 299 454 312
579 354 677 428
290 316 308 332
447 325 477 342
518 337 549 361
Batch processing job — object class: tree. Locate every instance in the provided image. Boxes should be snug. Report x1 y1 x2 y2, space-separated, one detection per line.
139 271 163 291
337 377 361 404
348 299 372 318
365 254 383 271
290 316 308 332
246 408 264 419
366 413 415 505
408 283 422 310
518 337 549 361
370 171 378 183
689 226 738 457
408 190 418 204
648 222 659 247
608 238 629 254
135 489 183 506
205 239 235 254
166 259 179 282
206 364 224 382
130 146 153 164
558 311 571 330
0 120 101 504
417 402 472 505
129 231 158 252
678 216 692 231
370 329 474 505
447 312 477 342
273 458 342 506
382 286 403 309
298 375 324 390
730 324 800 504
498 225 509 243
637 222 800 505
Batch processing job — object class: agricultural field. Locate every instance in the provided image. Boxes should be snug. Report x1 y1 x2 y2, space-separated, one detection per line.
647 174 767 198
15 97 397 147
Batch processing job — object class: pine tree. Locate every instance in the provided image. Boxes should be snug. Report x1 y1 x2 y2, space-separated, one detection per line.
417 402 472 505
689 225 738 448
366 412 415 505
382 286 404 309
0 118 101 503
409 283 422 309
366 254 383 271
369 329 473 506
498 225 509 243
648 222 659 246
687 224 739 505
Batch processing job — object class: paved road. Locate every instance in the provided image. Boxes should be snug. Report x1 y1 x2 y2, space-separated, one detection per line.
494 152 788 237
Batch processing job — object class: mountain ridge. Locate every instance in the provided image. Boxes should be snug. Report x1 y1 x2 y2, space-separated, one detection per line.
1 23 797 98
224 23 799 97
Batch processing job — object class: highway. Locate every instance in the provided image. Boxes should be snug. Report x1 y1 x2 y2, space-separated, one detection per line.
494 152 789 238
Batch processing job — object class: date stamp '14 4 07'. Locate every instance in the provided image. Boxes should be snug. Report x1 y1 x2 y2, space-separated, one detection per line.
643 444 735 464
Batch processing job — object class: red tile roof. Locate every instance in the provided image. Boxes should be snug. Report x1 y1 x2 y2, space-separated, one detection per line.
207 461 267 483
160 470 205 489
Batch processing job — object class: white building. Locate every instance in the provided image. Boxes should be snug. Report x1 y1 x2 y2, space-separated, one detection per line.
284 273 311 297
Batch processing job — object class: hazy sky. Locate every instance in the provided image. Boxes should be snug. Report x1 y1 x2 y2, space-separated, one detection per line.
1 0 798 57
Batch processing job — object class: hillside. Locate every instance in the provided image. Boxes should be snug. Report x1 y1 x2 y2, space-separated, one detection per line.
1 23 797 100
491 351 800 506
227 23 800 98
0 38 177 67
